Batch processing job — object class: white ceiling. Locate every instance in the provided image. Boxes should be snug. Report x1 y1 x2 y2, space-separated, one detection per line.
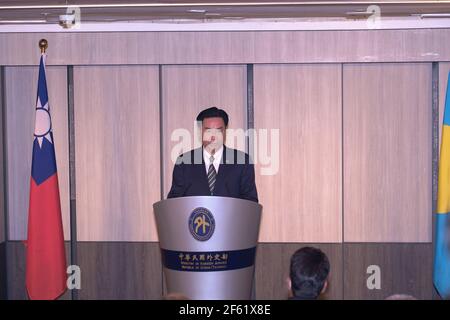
0 1 450 23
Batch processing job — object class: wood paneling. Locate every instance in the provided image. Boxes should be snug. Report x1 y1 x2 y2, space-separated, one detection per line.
0 243 6 299
0 29 450 65
255 243 342 300
162 65 247 197
343 243 433 300
0 68 4 243
5 241 71 300
0 69 5 299
4 66 70 241
344 63 432 243
4 242 435 300
74 66 160 241
77 242 162 300
254 64 342 243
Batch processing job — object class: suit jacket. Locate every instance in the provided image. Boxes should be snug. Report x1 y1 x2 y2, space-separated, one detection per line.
167 146 258 203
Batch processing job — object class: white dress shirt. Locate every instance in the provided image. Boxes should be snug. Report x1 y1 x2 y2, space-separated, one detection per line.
203 145 223 175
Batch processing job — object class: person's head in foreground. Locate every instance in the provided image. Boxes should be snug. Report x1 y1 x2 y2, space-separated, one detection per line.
288 246 330 300
196 106 229 155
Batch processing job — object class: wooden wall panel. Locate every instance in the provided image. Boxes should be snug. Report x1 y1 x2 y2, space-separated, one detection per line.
343 243 433 300
77 242 162 300
0 29 450 65
6 241 71 300
0 243 6 299
0 69 5 299
254 64 342 243
4 66 70 241
0 68 4 243
255 243 342 300
74 66 160 241
343 63 432 243
162 65 247 197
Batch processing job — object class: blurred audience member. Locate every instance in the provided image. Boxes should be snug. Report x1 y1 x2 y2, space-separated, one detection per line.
288 246 330 300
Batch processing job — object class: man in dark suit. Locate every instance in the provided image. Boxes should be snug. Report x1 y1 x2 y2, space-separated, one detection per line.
167 107 258 203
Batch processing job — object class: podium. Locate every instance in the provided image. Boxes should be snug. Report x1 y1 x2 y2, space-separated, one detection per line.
153 196 262 300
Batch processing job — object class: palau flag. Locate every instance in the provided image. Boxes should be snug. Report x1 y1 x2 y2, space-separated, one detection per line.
435 72 450 299
25 54 67 300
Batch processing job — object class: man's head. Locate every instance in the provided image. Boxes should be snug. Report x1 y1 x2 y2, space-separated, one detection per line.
196 107 229 154
288 247 330 299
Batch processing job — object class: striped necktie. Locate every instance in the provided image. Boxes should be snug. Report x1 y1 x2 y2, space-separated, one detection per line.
207 155 216 195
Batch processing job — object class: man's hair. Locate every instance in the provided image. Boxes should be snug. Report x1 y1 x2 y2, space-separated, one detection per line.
289 247 330 299
196 107 229 127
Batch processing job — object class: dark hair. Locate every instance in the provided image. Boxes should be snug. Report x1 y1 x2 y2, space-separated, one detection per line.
196 107 229 127
289 247 330 299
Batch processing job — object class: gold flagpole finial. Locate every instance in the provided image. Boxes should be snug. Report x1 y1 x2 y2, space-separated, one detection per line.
39 39 48 54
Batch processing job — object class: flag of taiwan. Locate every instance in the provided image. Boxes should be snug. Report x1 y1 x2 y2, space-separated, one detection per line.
25 54 67 300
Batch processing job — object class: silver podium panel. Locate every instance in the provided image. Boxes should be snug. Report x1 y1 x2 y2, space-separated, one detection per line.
153 196 262 300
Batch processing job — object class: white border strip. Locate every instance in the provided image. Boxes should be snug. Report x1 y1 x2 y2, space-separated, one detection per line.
1 17 450 32
1 1 450 9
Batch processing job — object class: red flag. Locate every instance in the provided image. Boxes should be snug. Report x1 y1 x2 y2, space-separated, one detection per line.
26 54 67 300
